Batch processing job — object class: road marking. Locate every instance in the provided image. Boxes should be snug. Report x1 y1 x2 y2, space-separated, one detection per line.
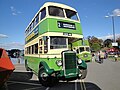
7 81 42 86
79 79 86 90
75 79 78 90
80 79 83 90
24 87 43 90
45 87 50 90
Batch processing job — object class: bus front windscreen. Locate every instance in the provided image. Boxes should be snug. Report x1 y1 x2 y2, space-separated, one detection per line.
50 36 67 49
65 9 79 21
48 6 64 17
79 47 84 52
86 47 90 52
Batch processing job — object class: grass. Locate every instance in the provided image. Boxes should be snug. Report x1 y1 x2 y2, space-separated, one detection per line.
108 55 120 61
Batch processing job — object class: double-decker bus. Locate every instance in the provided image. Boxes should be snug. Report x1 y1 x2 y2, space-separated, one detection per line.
24 2 87 86
72 39 92 62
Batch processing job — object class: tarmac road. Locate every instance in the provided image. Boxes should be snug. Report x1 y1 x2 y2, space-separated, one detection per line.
6 58 120 90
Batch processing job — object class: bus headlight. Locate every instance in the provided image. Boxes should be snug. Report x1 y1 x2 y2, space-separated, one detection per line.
56 60 62 66
78 59 82 64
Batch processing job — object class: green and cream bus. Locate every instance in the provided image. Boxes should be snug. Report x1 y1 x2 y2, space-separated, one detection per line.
72 40 92 62
24 2 87 86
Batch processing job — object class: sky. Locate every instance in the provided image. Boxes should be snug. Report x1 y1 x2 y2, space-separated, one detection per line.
0 0 120 50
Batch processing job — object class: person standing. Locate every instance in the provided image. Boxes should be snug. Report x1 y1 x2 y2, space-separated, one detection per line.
114 52 118 62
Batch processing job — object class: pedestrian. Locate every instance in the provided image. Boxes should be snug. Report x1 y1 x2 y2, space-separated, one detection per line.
114 52 118 62
99 51 103 63
98 51 102 63
95 51 99 62
92 53 95 62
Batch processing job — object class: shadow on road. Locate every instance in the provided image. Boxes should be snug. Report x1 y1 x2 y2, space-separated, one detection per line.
7 71 46 90
6 71 101 90
50 81 101 90
8 71 33 81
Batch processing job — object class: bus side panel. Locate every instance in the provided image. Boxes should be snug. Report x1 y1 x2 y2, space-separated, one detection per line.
24 56 62 74
38 18 83 37
39 19 49 35
48 18 83 35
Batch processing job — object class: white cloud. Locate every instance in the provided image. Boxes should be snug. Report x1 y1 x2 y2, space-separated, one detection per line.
12 12 17 16
98 33 120 40
10 6 16 11
0 42 24 50
105 9 120 17
113 9 120 16
0 34 8 38
10 6 22 16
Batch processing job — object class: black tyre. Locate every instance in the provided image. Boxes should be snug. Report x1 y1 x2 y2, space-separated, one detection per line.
80 69 87 79
38 66 58 87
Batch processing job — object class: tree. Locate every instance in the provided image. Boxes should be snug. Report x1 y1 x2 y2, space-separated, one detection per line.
103 39 113 48
87 36 103 47
116 37 120 46
91 43 101 52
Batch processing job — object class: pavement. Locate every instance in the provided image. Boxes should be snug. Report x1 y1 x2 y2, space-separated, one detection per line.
5 59 120 90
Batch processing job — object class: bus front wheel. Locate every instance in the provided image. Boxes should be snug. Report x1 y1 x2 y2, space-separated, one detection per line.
38 66 57 87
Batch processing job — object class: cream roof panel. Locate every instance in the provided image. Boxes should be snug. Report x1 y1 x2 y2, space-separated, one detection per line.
41 2 77 11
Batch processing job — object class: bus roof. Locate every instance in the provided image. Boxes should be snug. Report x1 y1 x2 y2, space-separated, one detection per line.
41 2 77 11
25 2 77 32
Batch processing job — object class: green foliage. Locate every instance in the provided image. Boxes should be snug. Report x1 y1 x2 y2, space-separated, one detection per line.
103 39 113 47
87 35 120 51
91 43 101 52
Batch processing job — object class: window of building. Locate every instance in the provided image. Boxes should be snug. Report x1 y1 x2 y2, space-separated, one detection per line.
40 8 46 20
48 6 64 17
65 9 79 21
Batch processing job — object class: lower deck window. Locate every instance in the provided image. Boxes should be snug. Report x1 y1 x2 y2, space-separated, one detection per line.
50 36 67 49
35 43 38 54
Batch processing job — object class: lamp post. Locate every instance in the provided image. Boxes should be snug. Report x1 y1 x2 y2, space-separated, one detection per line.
105 15 116 42
111 16 115 42
105 15 120 47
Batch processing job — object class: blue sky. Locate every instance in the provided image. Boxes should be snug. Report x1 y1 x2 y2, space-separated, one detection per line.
0 0 120 49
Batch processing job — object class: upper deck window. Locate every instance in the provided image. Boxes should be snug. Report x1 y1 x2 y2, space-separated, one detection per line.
40 8 46 20
65 9 79 21
48 6 64 17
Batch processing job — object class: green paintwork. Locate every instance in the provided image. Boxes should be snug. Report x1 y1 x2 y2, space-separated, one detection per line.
72 40 89 47
25 18 83 43
24 55 87 78
77 51 92 62
72 39 92 62
24 56 62 75
78 60 87 69
39 18 83 35
65 69 78 78
40 61 54 74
